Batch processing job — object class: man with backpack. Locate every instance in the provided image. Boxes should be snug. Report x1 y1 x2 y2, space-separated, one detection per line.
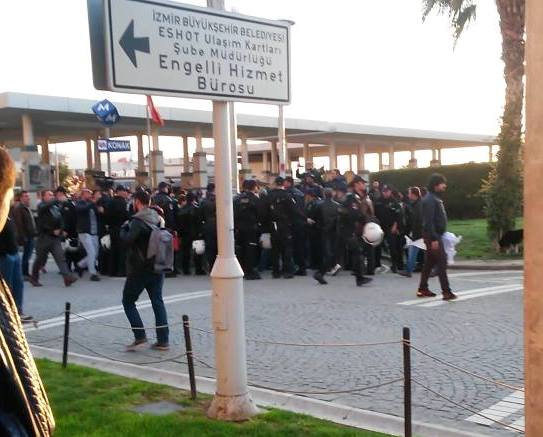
120 190 171 352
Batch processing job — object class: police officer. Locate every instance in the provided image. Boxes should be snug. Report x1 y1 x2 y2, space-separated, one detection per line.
284 176 307 275
312 188 339 284
234 179 263 280
375 185 403 272
152 182 176 230
198 183 217 271
106 185 129 277
343 175 373 286
263 177 299 279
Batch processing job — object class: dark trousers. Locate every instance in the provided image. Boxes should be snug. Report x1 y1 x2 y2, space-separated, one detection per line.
418 237 451 293
318 231 335 274
180 234 194 274
122 272 169 344
0 253 24 314
386 233 404 270
203 227 217 272
347 235 366 278
32 234 71 278
21 238 34 277
335 230 349 267
271 225 295 276
236 228 259 276
108 228 126 277
364 243 376 274
291 223 306 272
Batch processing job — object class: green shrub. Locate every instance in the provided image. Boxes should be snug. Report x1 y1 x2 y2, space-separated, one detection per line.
370 163 491 219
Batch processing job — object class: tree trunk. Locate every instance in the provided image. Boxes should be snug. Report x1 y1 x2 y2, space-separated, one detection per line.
486 0 525 241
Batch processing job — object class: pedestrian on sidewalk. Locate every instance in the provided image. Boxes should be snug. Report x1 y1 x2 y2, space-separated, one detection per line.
121 189 169 352
30 190 77 287
399 187 424 278
12 190 37 279
75 189 100 281
417 174 457 300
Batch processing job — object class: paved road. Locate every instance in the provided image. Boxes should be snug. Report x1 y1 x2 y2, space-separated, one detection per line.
24 263 524 436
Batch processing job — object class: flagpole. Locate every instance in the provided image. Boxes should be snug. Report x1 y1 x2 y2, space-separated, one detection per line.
146 100 154 188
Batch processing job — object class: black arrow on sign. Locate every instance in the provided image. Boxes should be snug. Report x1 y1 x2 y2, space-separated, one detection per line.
119 20 150 68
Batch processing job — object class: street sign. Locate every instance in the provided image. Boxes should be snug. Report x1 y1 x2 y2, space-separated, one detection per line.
87 0 291 104
97 139 131 152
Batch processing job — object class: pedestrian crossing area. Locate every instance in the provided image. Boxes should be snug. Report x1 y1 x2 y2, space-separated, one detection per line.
466 389 525 433
398 282 523 308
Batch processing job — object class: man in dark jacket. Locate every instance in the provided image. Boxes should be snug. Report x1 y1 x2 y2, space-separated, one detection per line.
284 176 307 275
176 192 205 275
121 189 169 351
75 189 100 281
198 183 218 271
312 188 339 284
152 182 176 230
399 187 424 277
234 179 263 280
375 185 403 272
417 174 456 300
30 190 77 287
12 190 36 278
106 185 129 277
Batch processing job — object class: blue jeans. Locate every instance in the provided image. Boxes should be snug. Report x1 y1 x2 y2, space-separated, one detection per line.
21 239 34 277
406 246 422 274
0 253 24 314
122 272 168 344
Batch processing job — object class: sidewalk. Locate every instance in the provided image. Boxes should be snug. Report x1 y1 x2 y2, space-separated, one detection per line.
449 259 523 271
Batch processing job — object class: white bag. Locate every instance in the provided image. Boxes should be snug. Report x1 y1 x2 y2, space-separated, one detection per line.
404 236 427 250
259 233 272 249
100 234 111 250
192 239 206 255
442 232 462 265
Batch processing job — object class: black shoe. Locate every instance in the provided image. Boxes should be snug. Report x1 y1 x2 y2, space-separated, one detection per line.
313 272 328 285
165 271 177 278
390 266 398 274
283 273 294 279
74 264 84 278
90 274 101 282
356 276 373 286
398 270 412 278
295 269 307 276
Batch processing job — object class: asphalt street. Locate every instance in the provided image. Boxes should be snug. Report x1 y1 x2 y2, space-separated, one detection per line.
24 262 524 436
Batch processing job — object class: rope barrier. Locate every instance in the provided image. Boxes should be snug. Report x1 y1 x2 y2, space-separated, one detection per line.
408 342 524 392
69 337 188 365
411 378 524 434
70 312 183 331
190 326 402 348
250 377 404 396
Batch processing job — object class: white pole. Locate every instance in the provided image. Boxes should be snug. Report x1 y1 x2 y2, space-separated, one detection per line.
206 0 257 422
229 101 239 193
278 105 286 177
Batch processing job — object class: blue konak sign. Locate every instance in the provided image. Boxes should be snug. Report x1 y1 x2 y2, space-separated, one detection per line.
97 139 131 152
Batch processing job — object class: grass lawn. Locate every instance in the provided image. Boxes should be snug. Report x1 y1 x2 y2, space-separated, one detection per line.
448 218 523 260
36 359 392 437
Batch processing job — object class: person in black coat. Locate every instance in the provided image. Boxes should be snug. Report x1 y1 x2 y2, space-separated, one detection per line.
197 183 217 271
312 188 339 284
176 192 205 275
399 187 424 277
105 185 129 277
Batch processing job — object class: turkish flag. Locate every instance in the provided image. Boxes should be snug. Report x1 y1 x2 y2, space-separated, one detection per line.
146 95 165 126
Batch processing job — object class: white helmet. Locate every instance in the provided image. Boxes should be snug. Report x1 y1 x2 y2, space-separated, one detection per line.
363 222 384 247
100 234 111 250
192 239 206 255
259 233 272 249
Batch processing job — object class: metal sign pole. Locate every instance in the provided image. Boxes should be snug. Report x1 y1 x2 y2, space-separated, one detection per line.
278 105 286 177
206 0 258 422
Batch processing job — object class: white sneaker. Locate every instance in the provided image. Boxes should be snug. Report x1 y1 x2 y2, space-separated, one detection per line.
327 264 342 276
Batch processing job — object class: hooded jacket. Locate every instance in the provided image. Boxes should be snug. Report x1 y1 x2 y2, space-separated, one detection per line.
120 207 161 275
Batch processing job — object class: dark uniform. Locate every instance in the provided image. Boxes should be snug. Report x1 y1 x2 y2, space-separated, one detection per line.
375 194 404 272
176 194 204 275
286 185 307 275
152 191 176 230
313 196 339 275
106 194 129 276
198 193 217 271
234 190 262 279
264 187 298 278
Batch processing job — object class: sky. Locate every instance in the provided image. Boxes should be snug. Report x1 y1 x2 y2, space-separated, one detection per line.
0 0 504 171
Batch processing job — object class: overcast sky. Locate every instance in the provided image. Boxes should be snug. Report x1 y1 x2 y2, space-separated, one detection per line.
0 0 504 170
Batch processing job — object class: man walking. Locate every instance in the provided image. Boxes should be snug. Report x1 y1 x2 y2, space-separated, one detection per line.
12 190 36 279
75 189 100 281
30 190 77 287
121 190 169 351
417 174 457 300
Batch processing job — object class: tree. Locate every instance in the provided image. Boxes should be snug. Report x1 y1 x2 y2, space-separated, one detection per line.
422 0 525 243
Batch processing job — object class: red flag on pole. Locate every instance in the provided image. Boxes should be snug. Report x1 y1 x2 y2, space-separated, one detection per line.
146 95 165 126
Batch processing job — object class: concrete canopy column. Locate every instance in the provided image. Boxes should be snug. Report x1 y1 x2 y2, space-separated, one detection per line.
239 134 251 181
409 148 418 168
181 135 192 188
488 145 493 162
388 145 395 170
271 141 278 175
41 138 50 165
357 143 366 173
430 147 441 167
135 134 148 187
85 138 93 169
21 114 40 190
150 127 164 187
378 152 384 171
329 141 337 170
93 131 102 171
303 143 313 170
192 127 208 190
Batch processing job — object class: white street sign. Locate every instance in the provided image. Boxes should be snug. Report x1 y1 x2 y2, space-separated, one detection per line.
88 0 291 104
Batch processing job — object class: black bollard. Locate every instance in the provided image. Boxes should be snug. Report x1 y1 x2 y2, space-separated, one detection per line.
62 302 71 368
403 327 412 437
182 315 197 400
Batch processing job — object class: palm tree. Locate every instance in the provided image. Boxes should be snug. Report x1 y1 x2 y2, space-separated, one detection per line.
423 0 525 243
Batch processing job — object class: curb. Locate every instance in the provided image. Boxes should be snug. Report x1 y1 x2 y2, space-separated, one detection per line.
448 263 523 271
31 345 495 437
